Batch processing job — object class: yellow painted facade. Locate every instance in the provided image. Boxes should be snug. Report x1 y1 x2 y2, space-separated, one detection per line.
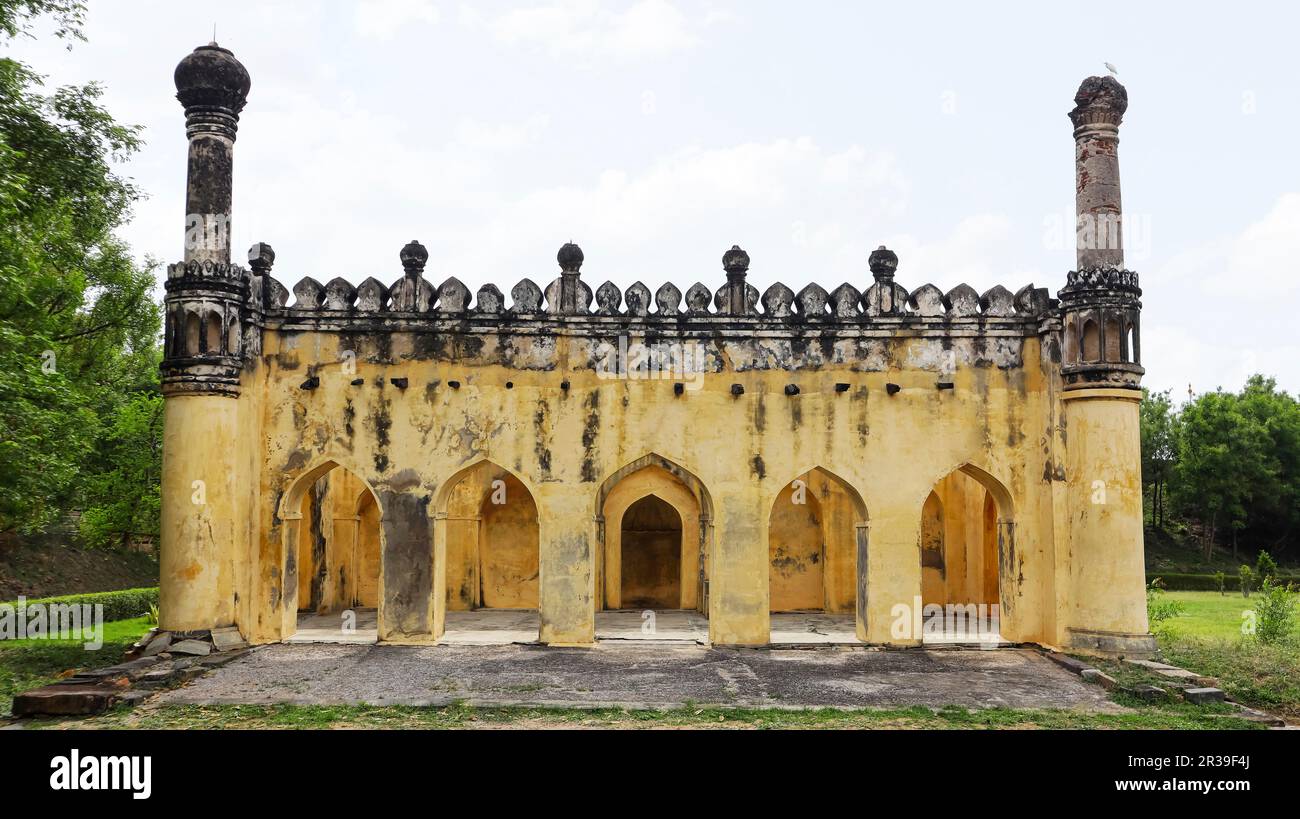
160 45 1154 657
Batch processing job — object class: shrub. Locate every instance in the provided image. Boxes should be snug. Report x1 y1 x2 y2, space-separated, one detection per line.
1214 571 1226 596
3 587 159 623
1256 550 1280 584
1253 579 1297 646
1146 578 1184 632
1240 565 1256 598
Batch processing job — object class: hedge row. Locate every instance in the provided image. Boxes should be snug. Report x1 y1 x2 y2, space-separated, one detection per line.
1149 573 1300 592
1 587 158 622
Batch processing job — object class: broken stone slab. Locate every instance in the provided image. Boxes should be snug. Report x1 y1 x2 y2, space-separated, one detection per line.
1080 668 1118 690
59 668 131 688
1183 687 1226 705
1042 652 1092 675
198 648 249 668
132 628 159 650
118 690 152 708
12 684 120 717
1125 658 1180 671
1129 684 1168 702
211 626 249 652
1125 658 1202 680
1232 705 1286 727
169 639 212 656
137 668 178 688
142 631 173 657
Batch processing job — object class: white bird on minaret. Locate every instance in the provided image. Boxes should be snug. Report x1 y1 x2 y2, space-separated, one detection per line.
1104 62 1119 76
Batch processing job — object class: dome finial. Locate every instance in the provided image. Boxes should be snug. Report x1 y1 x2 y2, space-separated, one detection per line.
557 241 584 273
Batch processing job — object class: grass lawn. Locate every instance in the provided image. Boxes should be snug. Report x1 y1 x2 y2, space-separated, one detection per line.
1158 590 1299 640
30 700 1262 730
0 616 152 718
1150 590 1299 721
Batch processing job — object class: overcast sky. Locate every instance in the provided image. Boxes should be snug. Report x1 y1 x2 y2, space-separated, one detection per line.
6 0 1299 398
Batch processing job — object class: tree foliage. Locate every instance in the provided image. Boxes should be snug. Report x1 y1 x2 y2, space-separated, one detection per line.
1141 376 1300 564
0 0 161 538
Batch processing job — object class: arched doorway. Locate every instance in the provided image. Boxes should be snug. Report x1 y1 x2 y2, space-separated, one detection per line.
594 454 712 642
434 461 540 643
767 467 867 644
919 464 1013 644
280 460 383 643
619 495 683 609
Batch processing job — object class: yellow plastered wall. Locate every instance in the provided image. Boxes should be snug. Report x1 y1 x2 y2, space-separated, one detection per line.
154 325 1160 649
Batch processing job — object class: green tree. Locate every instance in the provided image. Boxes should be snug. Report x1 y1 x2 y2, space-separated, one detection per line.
0 0 161 536
1139 388 1178 528
1172 390 1273 561
78 391 163 547
1236 376 1300 558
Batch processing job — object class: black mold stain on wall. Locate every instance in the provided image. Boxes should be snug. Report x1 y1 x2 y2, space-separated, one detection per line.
368 396 392 474
581 390 600 482
379 490 433 637
534 399 553 480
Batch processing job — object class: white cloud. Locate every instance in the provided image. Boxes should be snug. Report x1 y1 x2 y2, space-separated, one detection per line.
479 0 705 60
354 0 441 40
1141 192 1300 396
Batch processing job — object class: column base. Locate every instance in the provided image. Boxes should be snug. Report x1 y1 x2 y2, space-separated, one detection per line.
1066 627 1156 658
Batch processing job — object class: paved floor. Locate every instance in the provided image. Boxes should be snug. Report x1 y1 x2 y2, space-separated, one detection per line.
286 610 1003 647
155 643 1116 711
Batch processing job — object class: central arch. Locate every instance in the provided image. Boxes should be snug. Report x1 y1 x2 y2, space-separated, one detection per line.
594 453 713 640
619 495 683 609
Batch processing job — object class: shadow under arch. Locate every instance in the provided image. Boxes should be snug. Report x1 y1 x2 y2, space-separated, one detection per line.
431 457 541 640
277 456 386 640
767 466 870 636
594 453 715 614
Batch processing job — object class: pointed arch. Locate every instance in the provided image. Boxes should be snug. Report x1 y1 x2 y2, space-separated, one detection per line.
594 453 714 613
277 456 386 639
593 452 713 521
767 466 868 614
916 460 1016 641
433 458 540 613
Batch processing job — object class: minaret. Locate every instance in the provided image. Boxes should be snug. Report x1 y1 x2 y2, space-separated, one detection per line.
158 43 253 634
1059 75 1143 389
1057 75 1154 656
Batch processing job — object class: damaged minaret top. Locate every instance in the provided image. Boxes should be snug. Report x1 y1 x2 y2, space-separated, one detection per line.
1069 75 1127 273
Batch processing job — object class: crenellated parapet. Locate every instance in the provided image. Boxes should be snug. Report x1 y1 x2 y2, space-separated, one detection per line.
248 240 1054 334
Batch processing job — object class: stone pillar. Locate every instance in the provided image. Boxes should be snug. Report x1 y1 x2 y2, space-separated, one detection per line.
557 242 584 314
1070 76 1126 272
722 245 751 316
865 245 901 316
1057 76 1153 657
158 44 252 634
538 485 595 645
